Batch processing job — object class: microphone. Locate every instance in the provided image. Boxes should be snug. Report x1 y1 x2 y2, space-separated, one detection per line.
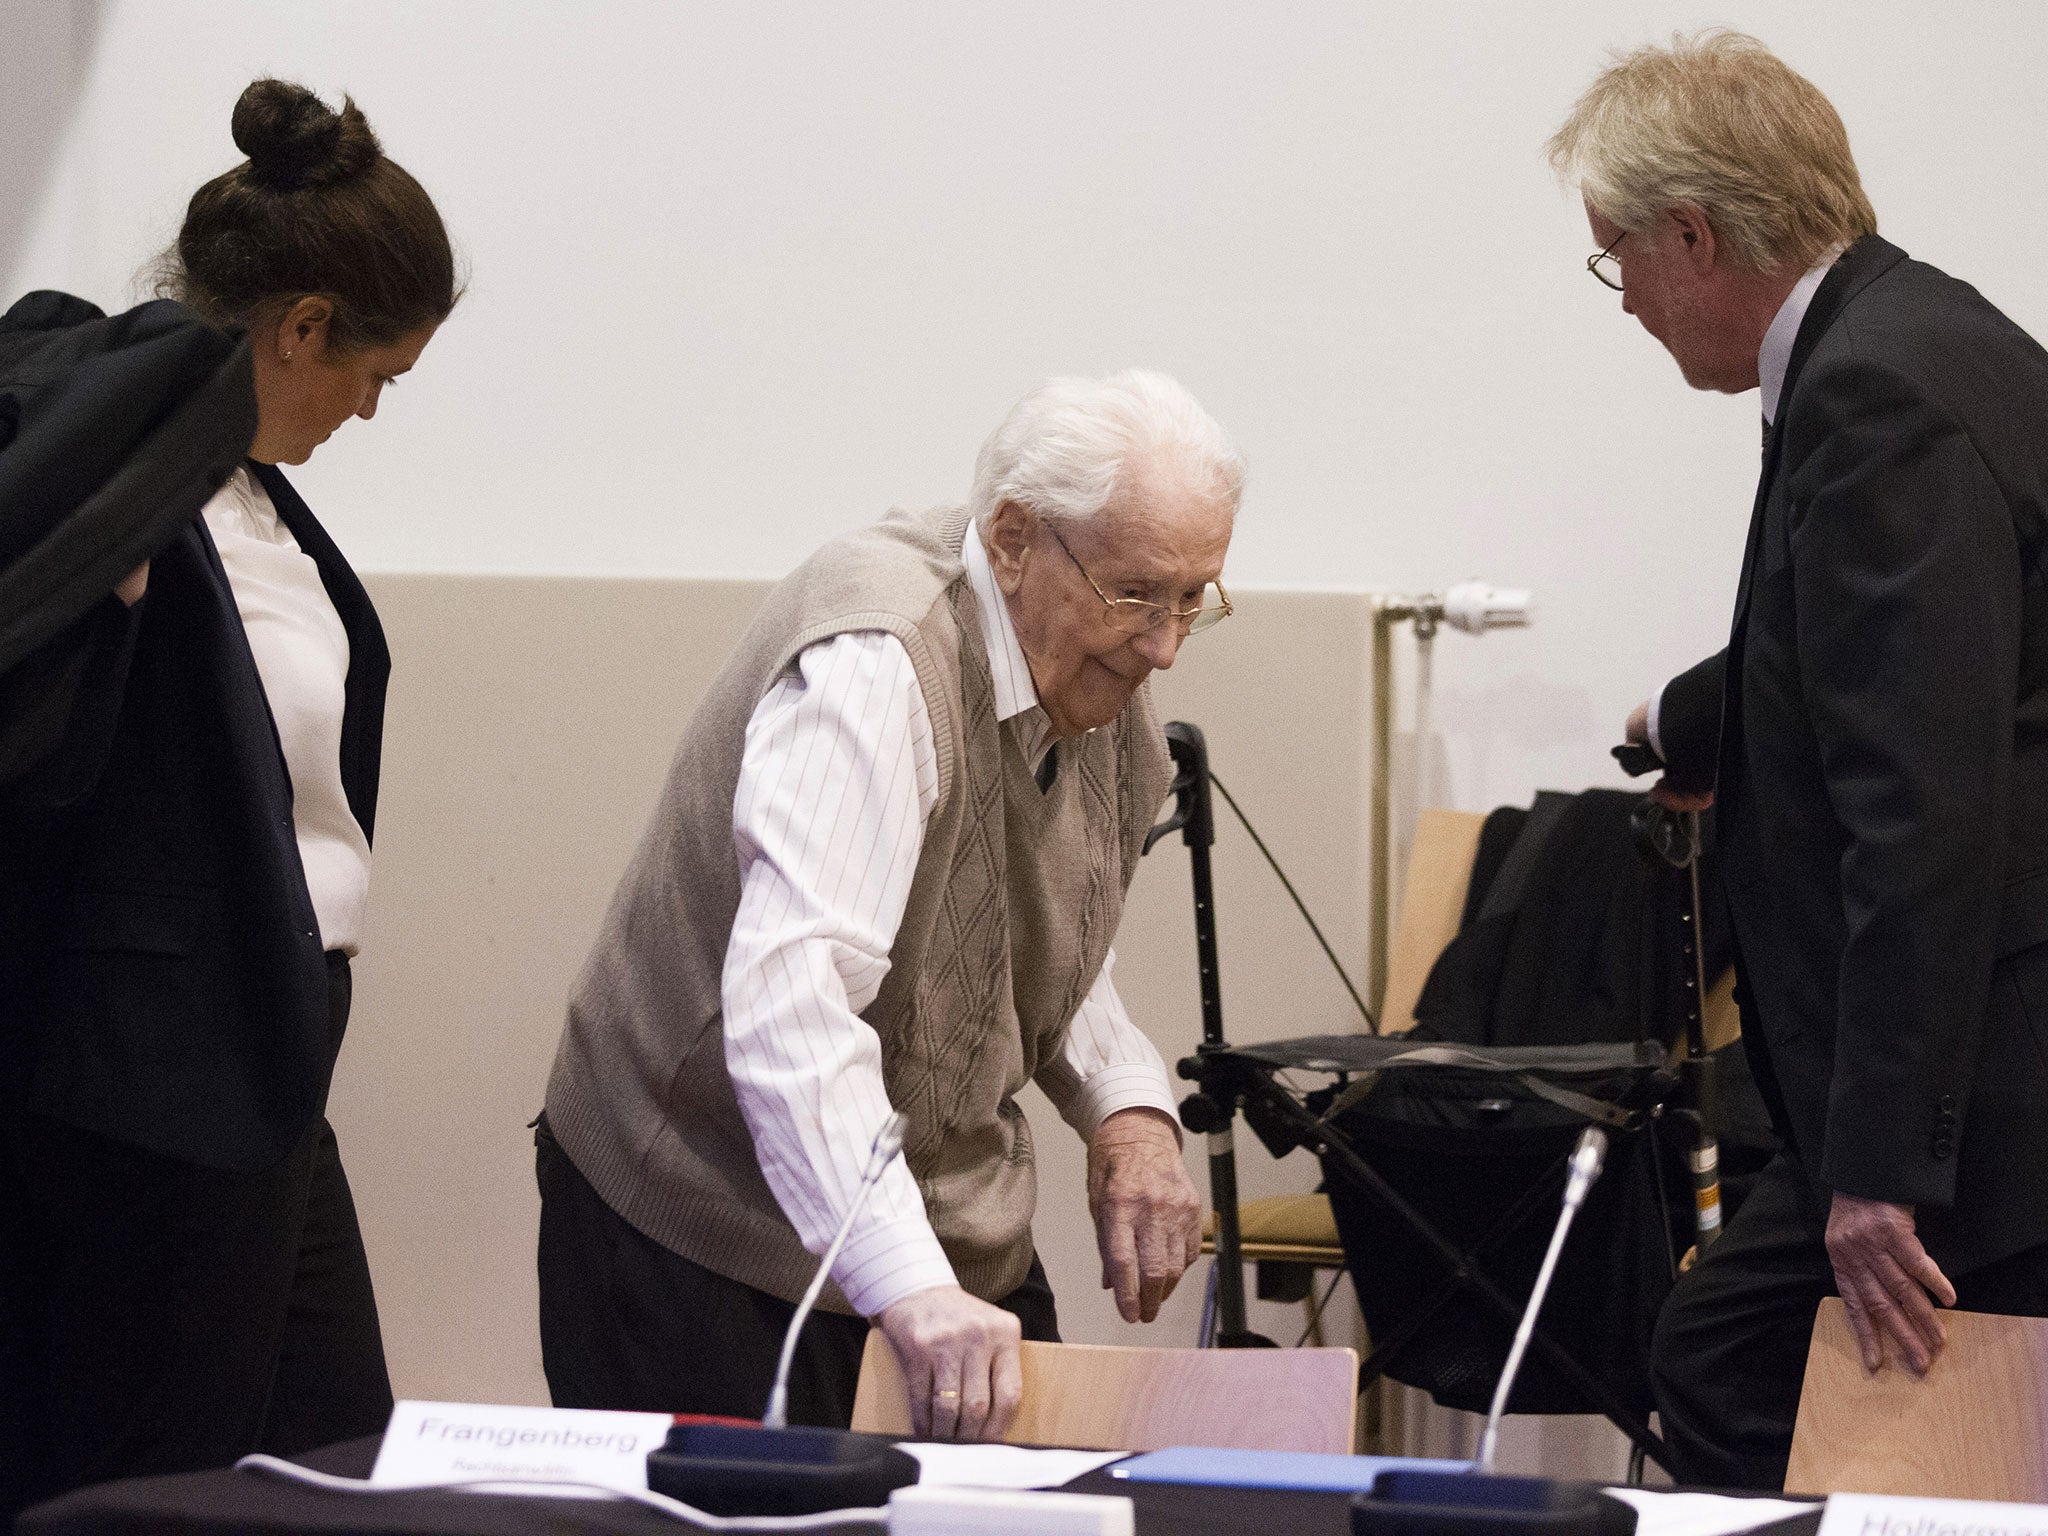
1476 1126 1607 1472
1352 1128 1629 1536
644 1110 922 1517
762 1111 909 1430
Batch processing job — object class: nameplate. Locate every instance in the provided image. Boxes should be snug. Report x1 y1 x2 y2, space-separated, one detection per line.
1821 1492 2048 1536
370 1399 674 1496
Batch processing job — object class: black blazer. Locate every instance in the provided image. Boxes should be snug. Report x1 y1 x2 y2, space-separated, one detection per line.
2 461 390 1172
1659 236 2048 1272
0 291 254 681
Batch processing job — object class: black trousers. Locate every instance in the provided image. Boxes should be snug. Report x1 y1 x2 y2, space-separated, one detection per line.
535 1116 1061 1427
0 954 391 1522
1650 1152 2048 1490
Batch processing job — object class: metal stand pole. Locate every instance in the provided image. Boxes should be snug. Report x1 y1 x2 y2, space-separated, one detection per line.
1145 722 1274 1349
1370 602 1398 1018
1369 584 1533 1020
1680 810 1723 1252
1634 799 1724 1257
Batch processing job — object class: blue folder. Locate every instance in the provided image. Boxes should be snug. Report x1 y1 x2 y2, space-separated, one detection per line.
1109 1446 1472 1493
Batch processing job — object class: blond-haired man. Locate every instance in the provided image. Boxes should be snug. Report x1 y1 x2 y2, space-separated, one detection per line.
1554 32 2048 1487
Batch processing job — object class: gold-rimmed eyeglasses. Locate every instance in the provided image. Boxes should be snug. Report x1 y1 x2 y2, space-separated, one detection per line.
1047 525 1232 637
1587 232 1627 291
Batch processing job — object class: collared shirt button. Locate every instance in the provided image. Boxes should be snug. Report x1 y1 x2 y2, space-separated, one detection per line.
1939 1094 1958 1114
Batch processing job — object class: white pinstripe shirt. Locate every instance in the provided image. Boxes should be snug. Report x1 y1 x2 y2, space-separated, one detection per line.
722 522 1179 1318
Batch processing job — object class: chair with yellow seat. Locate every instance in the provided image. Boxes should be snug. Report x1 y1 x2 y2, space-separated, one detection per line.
849 1332 1359 1454
1199 1193 1349 1344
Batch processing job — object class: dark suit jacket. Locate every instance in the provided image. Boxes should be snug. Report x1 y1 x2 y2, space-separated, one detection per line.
1658 236 2048 1272
2 330 390 1170
0 291 254 683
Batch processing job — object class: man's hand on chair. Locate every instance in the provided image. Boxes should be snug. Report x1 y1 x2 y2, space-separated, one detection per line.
1088 1107 1202 1324
876 1285 1022 1442
1825 1192 1957 1376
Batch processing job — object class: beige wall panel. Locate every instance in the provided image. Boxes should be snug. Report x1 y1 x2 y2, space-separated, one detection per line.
334 573 770 1407
333 573 1373 1408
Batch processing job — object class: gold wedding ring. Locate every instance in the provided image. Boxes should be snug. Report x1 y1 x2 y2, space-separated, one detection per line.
935 1389 961 1399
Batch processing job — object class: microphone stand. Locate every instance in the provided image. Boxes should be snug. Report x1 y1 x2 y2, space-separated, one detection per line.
1355 1128 1637 1536
646 1114 923 1516
1476 1128 1607 1472
763 1114 909 1430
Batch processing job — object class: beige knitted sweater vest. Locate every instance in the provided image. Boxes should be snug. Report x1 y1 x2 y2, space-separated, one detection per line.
544 505 1174 1313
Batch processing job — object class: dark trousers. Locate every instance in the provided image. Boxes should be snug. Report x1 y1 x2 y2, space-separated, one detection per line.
1651 1152 2048 1490
535 1116 1061 1427
0 955 391 1522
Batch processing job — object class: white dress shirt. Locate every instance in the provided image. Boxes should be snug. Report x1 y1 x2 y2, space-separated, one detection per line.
1646 249 1845 761
721 520 1179 1318
201 468 371 956
1758 250 1844 429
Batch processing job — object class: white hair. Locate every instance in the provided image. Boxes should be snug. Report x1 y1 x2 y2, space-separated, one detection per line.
969 369 1245 531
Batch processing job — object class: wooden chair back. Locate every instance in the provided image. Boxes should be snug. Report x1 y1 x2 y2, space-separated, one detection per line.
849 1334 1358 1453
1786 1298 2048 1498
1381 805 1743 1049
1381 808 1486 1034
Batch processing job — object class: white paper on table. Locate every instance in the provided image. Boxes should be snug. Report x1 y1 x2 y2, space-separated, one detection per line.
370 1400 674 1499
1819 1492 2048 1536
1605 1487 1821 1536
902 1442 1126 1489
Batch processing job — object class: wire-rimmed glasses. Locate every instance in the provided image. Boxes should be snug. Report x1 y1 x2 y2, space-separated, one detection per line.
1588 232 1627 291
1046 525 1232 636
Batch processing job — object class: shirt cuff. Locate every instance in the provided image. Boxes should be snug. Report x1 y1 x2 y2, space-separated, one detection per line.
833 1213 959 1318
1067 1062 1182 1144
1646 683 1667 762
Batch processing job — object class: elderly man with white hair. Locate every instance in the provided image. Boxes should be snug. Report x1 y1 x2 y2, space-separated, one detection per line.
536 369 1237 1440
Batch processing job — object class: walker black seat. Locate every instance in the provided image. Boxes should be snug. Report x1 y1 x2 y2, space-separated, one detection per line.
1308 1038 1686 1417
1150 743 1731 1475
1226 1035 1664 1081
1182 1033 1689 1464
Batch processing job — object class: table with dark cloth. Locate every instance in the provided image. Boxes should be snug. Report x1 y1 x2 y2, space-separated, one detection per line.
17 1434 1827 1536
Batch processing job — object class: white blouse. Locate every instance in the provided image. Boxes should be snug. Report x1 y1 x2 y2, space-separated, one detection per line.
201 469 372 957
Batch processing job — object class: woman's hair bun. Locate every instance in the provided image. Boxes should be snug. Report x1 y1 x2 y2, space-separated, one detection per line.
166 76 456 347
231 78 381 192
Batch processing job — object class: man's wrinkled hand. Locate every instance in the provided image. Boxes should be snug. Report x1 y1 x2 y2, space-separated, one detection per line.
1825 1192 1957 1375
1088 1107 1202 1324
876 1285 1022 1442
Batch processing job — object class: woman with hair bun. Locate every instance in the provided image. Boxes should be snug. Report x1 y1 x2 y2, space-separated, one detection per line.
0 78 457 1516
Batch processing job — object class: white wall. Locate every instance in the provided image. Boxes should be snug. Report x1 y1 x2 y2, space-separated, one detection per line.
12 0 2048 816
9 0 2048 1469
